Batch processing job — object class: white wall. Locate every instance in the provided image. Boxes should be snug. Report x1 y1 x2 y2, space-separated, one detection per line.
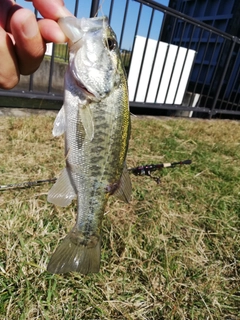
128 36 196 105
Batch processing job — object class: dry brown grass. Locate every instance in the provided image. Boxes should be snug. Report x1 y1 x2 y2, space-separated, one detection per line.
0 114 239 319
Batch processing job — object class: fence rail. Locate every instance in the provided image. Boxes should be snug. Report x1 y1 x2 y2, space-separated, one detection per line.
0 0 239 118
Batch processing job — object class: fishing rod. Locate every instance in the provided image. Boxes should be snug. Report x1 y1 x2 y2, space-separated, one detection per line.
0 160 191 190
128 159 192 184
0 178 57 191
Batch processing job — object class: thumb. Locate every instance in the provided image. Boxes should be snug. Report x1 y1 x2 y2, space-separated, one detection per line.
10 8 46 75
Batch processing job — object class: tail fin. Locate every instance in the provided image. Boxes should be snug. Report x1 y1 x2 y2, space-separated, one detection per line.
47 231 101 275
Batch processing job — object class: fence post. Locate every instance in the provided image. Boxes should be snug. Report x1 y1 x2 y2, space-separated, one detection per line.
209 38 237 118
90 0 100 17
48 43 55 93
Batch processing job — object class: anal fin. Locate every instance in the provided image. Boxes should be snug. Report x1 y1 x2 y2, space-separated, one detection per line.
47 168 76 207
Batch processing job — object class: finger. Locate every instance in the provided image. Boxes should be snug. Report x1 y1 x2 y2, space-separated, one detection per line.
10 9 46 75
0 27 19 89
37 19 68 43
26 0 73 43
0 0 14 28
29 0 72 20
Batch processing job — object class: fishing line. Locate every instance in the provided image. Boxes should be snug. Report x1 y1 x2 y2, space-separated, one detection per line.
95 0 106 17
0 160 191 190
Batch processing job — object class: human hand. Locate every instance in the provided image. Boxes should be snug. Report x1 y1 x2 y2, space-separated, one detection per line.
0 0 72 89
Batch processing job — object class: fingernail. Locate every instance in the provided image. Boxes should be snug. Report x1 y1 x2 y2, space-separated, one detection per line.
56 6 73 18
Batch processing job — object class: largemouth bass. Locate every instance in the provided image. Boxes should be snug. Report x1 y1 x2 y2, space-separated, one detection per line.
47 16 131 274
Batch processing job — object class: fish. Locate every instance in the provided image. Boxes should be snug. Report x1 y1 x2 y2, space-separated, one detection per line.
47 16 131 275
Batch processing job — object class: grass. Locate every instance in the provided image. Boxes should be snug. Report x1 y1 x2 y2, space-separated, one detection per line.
0 114 239 319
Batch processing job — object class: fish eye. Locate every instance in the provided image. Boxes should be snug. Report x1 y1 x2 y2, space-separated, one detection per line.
105 37 116 51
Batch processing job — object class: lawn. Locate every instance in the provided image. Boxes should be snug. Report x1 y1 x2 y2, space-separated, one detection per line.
0 114 239 319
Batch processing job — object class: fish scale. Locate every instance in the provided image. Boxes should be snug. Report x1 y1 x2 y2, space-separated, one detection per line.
46 16 131 274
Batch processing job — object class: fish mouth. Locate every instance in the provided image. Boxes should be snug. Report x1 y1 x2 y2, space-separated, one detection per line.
75 78 95 98
72 70 95 98
76 80 94 97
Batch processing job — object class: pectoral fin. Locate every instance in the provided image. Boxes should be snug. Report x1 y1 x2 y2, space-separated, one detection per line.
79 104 94 141
113 165 132 203
53 106 65 137
47 168 76 207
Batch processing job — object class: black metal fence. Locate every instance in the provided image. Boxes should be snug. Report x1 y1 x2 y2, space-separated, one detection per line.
0 0 239 118
132 0 240 118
